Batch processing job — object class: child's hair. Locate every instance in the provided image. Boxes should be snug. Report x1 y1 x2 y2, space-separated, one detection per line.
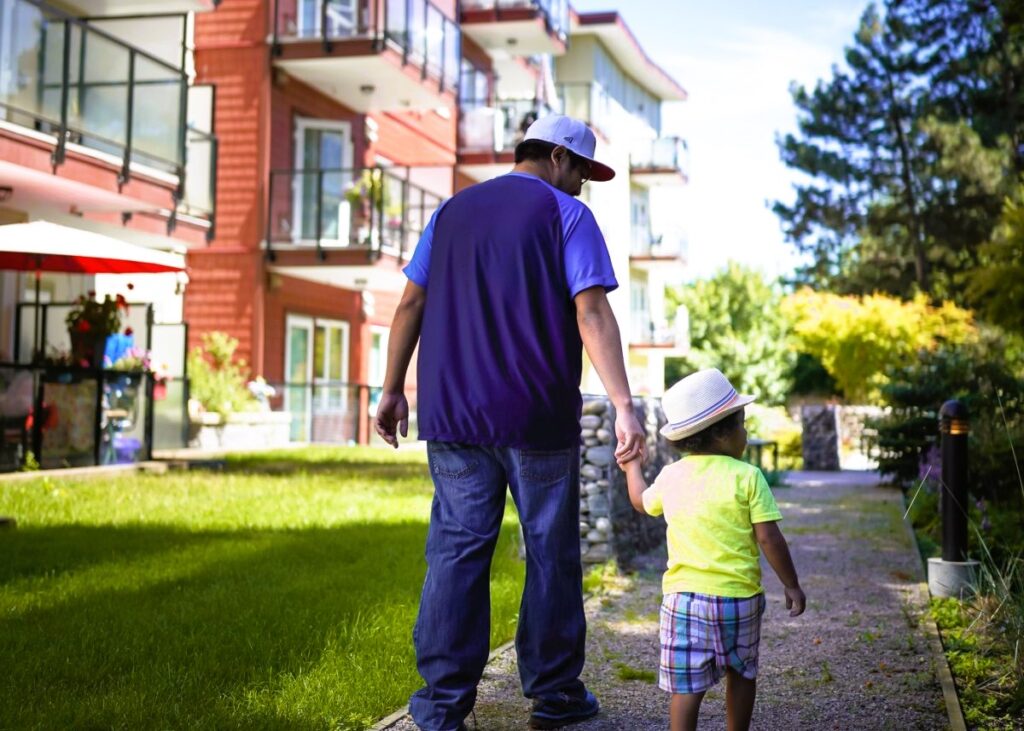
671 409 744 455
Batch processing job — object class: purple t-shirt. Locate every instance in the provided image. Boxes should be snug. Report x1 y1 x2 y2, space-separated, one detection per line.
404 173 617 449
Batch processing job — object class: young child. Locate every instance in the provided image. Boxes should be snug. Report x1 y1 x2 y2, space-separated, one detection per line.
618 368 805 731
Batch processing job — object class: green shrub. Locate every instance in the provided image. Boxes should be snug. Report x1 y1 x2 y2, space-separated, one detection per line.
187 332 260 417
868 330 1024 492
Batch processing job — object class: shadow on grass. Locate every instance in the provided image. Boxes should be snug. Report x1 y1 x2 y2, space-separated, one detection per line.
0 520 524 730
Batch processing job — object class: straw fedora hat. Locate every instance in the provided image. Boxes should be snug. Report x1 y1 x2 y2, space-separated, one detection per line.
660 368 757 441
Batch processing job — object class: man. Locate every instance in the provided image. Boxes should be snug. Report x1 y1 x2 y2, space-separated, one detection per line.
375 115 646 731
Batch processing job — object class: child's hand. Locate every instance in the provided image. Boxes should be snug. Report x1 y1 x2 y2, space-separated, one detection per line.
616 453 644 471
784 585 806 617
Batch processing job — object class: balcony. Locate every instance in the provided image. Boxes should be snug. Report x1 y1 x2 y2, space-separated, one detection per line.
629 316 688 353
457 97 552 180
460 0 568 56
0 0 189 179
629 232 687 270
266 165 444 270
631 136 688 186
271 0 459 113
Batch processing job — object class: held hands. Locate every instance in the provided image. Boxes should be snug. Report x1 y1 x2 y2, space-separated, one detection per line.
374 391 409 449
613 407 646 467
784 585 807 617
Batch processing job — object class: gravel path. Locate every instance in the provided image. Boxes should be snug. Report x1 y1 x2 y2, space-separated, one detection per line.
383 473 950 730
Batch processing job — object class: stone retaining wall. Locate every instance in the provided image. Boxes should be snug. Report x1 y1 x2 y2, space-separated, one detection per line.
579 396 673 568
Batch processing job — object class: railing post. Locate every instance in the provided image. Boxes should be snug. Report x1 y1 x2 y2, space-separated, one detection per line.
120 51 136 186
52 20 72 169
421 2 429 80
927 399 980 598
321 0 333 52
264 171 275 261
208 134 219 242
272 0 282 54
315 170 325 260
439 14 446 91
403 0 411 65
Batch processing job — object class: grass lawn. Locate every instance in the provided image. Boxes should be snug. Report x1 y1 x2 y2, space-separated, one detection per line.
0 446 525 730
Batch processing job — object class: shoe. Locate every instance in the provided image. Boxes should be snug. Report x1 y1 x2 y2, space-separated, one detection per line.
528 689 600 729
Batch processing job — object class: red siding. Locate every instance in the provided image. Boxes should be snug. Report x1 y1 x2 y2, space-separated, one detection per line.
263 274 363 382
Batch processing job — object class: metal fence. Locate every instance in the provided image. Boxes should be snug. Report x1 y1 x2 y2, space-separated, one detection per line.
0 362 159 471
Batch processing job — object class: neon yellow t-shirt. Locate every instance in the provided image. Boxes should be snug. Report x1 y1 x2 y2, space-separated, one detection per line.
642 454 782 598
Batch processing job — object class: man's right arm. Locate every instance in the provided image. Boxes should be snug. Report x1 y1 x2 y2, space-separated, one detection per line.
575 286 645 463
374 280 427 448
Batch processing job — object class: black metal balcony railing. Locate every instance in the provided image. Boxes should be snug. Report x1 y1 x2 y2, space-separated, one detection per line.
265 166 445 261
0 0 189 181
271 0 460 92
458 97 553 153
461 0 569 43
631 136 688 175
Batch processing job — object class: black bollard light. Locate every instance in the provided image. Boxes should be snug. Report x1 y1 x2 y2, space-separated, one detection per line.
939 400 970 563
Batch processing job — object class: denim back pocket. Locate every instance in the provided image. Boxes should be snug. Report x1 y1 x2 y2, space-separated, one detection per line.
520 448 572 486
428 442 479 480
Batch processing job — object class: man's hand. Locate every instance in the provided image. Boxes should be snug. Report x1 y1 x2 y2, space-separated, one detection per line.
613 406 646 464
375 391 409 449
784 585 807 617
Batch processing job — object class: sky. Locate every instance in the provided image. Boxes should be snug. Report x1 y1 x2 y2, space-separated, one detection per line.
568 0 871 281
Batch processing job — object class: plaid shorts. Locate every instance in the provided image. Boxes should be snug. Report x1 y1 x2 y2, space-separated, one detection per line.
659 591 766 694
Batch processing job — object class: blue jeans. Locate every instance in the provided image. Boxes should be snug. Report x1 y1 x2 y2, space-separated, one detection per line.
408 441 587 730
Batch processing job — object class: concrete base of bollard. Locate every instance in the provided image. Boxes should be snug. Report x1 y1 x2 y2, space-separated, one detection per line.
927 557 981 599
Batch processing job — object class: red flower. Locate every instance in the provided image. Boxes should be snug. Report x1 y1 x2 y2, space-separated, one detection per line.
115 294 127 309
127 283 134 290
76 320 91 333
125 327 134 336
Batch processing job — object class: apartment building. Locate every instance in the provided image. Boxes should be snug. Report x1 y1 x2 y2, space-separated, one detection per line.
184 0 686 446
0 0 218 463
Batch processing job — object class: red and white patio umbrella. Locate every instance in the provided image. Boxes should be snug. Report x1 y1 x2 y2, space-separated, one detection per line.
0 221 186 358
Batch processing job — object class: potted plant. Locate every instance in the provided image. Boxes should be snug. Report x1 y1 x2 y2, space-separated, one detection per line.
65 291 128 368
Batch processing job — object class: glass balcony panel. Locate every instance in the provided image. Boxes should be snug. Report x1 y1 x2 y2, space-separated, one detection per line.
68 29 131 153
384 0 407 46
184 128 216 214
443 18 459 89
424 5 444 78
132 55 184 167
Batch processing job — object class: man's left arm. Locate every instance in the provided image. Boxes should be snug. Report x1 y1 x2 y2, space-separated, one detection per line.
374 280 427 448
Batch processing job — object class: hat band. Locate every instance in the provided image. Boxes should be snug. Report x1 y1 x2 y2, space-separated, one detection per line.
667 388 738 430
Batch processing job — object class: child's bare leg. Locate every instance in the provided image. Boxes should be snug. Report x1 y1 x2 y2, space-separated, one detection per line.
724 668 756 731
670 691 705 731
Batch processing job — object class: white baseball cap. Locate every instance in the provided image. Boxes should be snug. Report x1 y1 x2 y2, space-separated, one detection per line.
515 115 615 182
660 368 756 441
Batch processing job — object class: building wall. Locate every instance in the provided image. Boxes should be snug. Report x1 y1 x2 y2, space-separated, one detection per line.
263 274 364 382
189 2 270 367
